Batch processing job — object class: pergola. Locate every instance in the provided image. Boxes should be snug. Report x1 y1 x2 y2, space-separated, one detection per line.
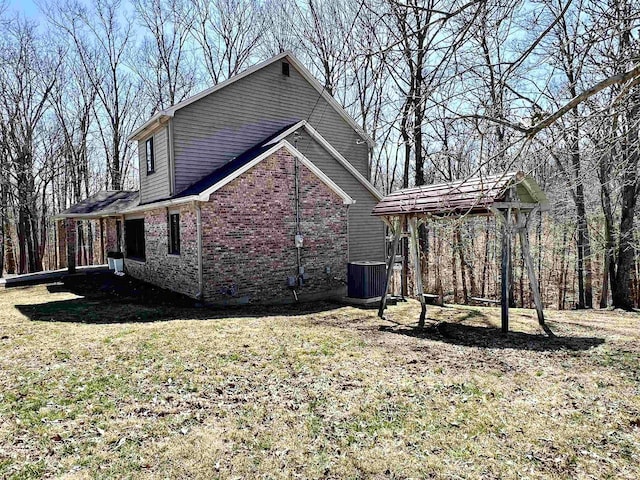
372 171 552 335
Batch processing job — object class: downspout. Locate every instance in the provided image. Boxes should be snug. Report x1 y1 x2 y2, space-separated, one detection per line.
294 153 301 271
346 203 350 262
293 132 303 296
195 202 204 301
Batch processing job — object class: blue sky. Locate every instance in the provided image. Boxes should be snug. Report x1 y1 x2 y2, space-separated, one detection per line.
8 0 42 18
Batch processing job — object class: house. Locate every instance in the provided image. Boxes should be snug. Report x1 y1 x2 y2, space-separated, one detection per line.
56 52 385 304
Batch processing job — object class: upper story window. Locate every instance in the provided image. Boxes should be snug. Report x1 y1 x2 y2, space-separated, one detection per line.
146 137 155 174
282 62 290 76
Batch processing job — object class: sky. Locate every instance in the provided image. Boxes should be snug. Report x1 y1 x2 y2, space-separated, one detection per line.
8 0 41 18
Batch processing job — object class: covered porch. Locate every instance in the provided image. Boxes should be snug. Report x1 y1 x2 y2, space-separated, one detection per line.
54 191 138 273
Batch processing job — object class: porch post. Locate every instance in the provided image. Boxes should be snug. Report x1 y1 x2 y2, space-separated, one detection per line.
100 218 105 264
56 220 68 269
65 219 76 274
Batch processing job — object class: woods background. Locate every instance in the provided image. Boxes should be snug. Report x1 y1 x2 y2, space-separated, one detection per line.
0 0 638 310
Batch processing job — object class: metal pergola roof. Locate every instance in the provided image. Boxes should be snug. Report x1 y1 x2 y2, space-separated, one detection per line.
372 171 549 218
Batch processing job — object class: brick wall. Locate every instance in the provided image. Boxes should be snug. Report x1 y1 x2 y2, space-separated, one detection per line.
201 148 348 304
124 204 200 298
104 217 120 253
65 219 76 273
56 220 68 269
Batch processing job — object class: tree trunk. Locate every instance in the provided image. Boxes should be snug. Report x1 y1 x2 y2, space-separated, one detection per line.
480 218 490 297
613 108 639 309
456 226 469 304
452 229 459 303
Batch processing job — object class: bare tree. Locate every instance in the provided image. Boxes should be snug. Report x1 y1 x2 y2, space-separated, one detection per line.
0 17 59 273
542 0 595 308
133 0 197 111
190 0 266 84
259 0 303 56
43 0 141 190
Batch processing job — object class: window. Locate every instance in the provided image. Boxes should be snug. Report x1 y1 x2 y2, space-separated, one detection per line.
168 213 180 255
146 137 155 174
125 219 145 260
282 61 290 76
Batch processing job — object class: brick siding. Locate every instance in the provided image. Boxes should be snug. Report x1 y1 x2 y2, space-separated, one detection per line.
103 217 120 254
201 149 348 303
124 204 200 298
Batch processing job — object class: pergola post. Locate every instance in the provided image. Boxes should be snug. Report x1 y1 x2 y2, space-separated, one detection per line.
401 217 408 300
378 217 401 318
516 209 553 336
408 216 427 328
500 208 512 334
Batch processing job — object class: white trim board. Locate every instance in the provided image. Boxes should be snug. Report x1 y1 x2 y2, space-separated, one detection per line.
55 213 119 220
127 52 374 147
196 140 355 205
122 195 200 214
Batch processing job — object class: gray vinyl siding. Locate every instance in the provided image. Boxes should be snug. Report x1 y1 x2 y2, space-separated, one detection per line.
172 60 370 193
289 129 384 262
139 127 170 204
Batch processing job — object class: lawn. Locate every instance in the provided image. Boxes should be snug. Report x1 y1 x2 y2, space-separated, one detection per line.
0 279 639 479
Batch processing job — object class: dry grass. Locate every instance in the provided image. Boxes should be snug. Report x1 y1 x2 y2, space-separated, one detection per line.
0 282 639 479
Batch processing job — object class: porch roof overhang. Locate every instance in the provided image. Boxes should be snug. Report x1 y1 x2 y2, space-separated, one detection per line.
54 191 140 220
371 171 549 220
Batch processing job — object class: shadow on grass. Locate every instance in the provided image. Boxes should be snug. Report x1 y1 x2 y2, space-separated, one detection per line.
16 298 194 324
384 321 605 352
16 272 342 324
17 296 343 324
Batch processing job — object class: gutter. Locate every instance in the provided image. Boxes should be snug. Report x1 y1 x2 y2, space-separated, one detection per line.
53 212 119 220
121 195 200 214
55 194 201 220
127 112 174 142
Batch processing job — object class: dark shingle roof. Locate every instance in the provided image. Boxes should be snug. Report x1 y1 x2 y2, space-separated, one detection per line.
58 191 139 217
172 122 300 199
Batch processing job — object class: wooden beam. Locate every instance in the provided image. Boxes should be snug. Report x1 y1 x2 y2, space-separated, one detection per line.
408 216 427 328
517 210 555 336
401 216 408 299
378 218 401 318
